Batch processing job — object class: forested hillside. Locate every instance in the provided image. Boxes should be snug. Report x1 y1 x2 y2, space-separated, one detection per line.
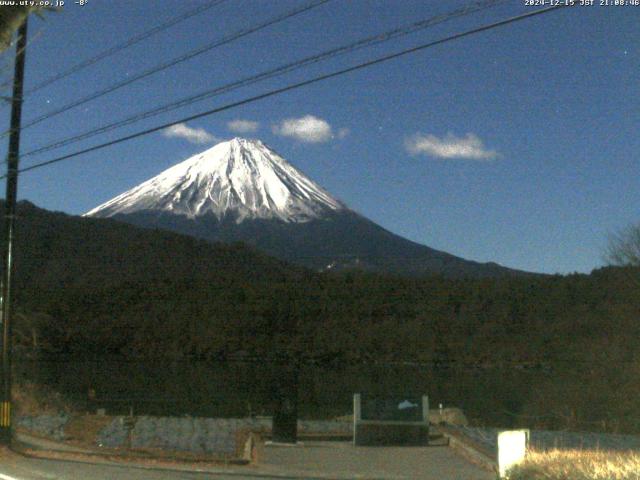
6 201 640 432
9 201 640 364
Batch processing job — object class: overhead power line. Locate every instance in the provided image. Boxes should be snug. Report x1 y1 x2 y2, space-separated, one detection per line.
0 27 45 98
21 0 507 159
11 0 510 164
23 0 228 96
0 1 227 103
8 5 566 180
4 0 331 136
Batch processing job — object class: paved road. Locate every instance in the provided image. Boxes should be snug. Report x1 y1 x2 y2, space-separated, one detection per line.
1 449 269 480
0 441 493 479
260 441 493 479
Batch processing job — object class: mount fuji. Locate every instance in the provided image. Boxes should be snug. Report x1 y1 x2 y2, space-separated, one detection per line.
86 138 523 277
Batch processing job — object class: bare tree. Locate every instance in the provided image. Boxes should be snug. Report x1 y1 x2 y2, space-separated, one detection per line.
605 224 640 266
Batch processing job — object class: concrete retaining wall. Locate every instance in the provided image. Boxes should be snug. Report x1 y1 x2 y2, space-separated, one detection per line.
97 416 352 454
15 414 69 441
98 416 265 454
14 413 352 455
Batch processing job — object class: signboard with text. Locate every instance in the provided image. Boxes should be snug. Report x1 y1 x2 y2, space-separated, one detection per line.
360 395 424 422
354 393 429 446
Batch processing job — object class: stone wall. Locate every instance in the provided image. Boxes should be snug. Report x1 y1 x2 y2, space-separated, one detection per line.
97 416 352 453
98 416 271 454
15 413 352 455
15 413 69 440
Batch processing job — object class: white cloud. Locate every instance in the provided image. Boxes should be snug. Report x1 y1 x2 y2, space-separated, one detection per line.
163 123 216 144
272 115 333 143
227 119 259 133
405 132 499 160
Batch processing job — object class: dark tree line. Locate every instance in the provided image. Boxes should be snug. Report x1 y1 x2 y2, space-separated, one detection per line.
7 201 640 432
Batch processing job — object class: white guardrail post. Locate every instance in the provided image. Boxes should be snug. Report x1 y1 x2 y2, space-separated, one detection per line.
497 429 529 478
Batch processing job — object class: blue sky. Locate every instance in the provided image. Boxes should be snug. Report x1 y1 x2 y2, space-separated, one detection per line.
0 0 637 274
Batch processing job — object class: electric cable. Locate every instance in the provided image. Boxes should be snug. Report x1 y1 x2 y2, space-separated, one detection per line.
2 0 331 137
23 0 229 96
0 27 45 99
6 4 567 179
22 0 507 159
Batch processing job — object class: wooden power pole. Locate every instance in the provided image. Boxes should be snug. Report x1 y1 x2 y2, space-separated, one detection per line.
0 17 28 445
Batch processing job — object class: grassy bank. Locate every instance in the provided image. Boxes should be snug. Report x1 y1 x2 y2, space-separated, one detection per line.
12 382 74 416
508 449 640 480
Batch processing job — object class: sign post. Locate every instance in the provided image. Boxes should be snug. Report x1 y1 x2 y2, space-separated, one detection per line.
271 364 299 444
353 393 429 446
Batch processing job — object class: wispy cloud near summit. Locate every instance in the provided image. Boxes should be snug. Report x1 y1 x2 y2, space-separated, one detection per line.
405 132 499 160
163 123 216 145
273 115 333 143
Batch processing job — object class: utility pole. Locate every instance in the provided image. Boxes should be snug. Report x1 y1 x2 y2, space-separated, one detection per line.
0 17 28 445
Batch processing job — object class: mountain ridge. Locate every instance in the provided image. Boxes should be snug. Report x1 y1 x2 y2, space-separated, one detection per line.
87 138 531 278
86 137 344 223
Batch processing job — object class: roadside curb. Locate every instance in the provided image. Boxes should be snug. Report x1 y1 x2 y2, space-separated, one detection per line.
12 428 264 462
8 443 380 480
438 425 497 474
11 443 247 465
9 434 256 476
9 434 373 480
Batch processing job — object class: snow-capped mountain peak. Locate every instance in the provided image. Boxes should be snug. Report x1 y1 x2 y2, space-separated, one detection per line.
85 137 345 223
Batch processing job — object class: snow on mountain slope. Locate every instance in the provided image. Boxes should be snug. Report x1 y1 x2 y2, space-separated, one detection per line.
85 138 345 223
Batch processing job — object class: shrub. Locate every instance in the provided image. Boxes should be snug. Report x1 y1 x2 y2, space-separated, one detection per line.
12 382 75 417
508 449 640 480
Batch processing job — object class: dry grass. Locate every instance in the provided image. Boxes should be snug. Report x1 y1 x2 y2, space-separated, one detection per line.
508 449 640 480
64 414 113 445
12 382 75 416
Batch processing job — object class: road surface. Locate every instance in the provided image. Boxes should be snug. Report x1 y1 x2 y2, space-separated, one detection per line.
0 441 494 479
